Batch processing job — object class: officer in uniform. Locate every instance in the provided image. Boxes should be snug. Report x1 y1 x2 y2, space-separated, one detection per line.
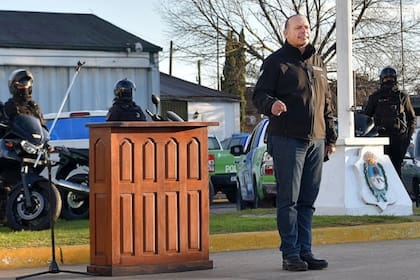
1 69 46 128
106 78 147 121
364 66 416 177
0 69 53 158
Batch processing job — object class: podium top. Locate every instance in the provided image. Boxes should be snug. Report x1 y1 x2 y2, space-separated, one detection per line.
87 121 219 128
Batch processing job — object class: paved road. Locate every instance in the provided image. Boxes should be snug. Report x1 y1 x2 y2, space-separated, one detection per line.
2 239 419 280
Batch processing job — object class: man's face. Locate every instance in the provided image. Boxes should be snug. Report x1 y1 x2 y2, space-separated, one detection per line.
284 15 311 49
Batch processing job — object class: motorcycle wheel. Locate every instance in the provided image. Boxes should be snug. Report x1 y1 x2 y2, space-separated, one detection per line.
6 180 62 231
59 173 89 220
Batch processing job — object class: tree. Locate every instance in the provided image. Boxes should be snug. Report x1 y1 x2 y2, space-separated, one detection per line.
160 0 420 89
221 31 236 92
221 29 247 131
237 29 247 131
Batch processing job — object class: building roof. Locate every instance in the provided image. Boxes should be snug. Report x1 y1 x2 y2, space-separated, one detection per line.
160 72 240 102
0 10 162 53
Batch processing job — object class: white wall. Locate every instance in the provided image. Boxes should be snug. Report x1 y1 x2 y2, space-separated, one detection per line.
188 101 240 141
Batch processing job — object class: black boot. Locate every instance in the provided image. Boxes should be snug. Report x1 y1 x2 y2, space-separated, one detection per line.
282 255 308 271
300 253 328 270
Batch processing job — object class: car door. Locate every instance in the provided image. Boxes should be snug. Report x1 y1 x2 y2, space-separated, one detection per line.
238 119 267 201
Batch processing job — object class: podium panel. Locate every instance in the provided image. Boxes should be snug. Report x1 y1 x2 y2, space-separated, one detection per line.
86 122 216 276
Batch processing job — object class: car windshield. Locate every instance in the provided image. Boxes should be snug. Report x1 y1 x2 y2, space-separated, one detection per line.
46 116 106 140
222 135 248 149
208 137 221 150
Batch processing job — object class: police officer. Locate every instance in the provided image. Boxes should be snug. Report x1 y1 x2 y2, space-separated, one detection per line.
1 69 46 127
365 66 416 177
106 78 147 121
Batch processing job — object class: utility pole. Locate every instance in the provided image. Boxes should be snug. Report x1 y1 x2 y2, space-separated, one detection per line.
169 40 173 76
400 0 405 90
197 60 202 85
216 18 220 91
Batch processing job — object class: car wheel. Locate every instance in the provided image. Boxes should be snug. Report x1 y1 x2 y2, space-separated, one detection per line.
413 178 420 208
225 189 237 204
236 179 246 210
252 180 261 209
209 180 215 205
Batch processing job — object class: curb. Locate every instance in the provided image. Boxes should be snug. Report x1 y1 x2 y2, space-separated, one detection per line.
1 222 419 270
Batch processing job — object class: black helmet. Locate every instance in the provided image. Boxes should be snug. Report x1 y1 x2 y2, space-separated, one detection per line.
8 69 34 97
379 66 397 86
114 78 136 100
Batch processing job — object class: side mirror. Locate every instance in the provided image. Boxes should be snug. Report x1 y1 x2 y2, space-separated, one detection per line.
230 145 244 156
151 94 160 106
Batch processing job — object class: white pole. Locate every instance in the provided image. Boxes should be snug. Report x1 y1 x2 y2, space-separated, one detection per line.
336 0 354 140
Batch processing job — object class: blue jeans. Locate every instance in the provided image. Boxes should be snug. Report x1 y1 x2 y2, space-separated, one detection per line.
267 135 324 258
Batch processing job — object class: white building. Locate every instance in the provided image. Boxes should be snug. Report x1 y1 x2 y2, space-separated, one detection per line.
0 10 240 139
160 73 240 141
0 10 161 114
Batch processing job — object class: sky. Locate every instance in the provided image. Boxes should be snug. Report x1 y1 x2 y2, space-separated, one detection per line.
1 0 201 85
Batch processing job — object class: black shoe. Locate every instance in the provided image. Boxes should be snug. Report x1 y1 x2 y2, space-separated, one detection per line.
282 255 308 271
300 253 328 270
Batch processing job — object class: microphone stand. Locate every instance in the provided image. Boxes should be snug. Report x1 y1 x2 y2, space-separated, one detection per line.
16 150 91 279
17 61 93 279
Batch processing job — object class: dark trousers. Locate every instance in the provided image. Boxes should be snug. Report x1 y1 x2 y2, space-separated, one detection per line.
267 135 324 258
384 133 410 177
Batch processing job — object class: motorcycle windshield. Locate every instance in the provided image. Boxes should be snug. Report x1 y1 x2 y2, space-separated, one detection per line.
9 115 49 145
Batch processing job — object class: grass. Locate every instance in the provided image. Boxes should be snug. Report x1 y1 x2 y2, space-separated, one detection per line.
0 219 90 248
0 207 418 249
210 207 420 234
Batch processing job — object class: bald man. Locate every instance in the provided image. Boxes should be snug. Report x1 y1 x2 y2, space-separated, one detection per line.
253 14 337 271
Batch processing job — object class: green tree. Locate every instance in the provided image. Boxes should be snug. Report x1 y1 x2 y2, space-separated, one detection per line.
221 29 247 131
221 31 236 93
237 29 247 131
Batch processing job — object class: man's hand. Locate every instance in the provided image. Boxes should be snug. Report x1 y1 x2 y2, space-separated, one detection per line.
271 100 287 116
325 144 336 155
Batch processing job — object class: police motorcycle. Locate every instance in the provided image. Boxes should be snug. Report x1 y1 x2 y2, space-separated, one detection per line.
145 94 184 122
354 111 379 137
0 114 62 231
51 146 89 220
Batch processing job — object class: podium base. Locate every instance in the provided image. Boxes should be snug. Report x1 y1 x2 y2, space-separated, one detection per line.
87 259 214 276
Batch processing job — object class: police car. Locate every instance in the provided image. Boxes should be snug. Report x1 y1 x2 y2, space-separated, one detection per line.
44 110 108 149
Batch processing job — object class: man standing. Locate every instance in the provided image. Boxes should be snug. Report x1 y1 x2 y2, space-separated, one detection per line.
364 66 416 177
253 14 337 271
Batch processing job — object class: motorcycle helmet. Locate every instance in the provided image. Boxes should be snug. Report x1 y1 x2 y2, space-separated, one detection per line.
379 66 397 87
8 69 34 97
114 78 136 100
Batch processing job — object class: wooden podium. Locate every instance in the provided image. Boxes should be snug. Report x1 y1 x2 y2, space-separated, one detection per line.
86 121 216 276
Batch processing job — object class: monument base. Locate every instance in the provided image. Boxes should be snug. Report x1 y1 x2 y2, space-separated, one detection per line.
315 137 413 216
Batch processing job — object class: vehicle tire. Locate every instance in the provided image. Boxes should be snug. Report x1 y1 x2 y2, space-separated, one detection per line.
0 186 11 225
209 180 215 205
413 178 420 208
6 180 62 231
59 173 89 220
225 189 237 204
252 179 261 209
236 179 246 210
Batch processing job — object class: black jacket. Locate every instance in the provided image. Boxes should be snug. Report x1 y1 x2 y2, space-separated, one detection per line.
106 99 147 121
365 86 416 137
253 41 337 145
2 98 46 127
